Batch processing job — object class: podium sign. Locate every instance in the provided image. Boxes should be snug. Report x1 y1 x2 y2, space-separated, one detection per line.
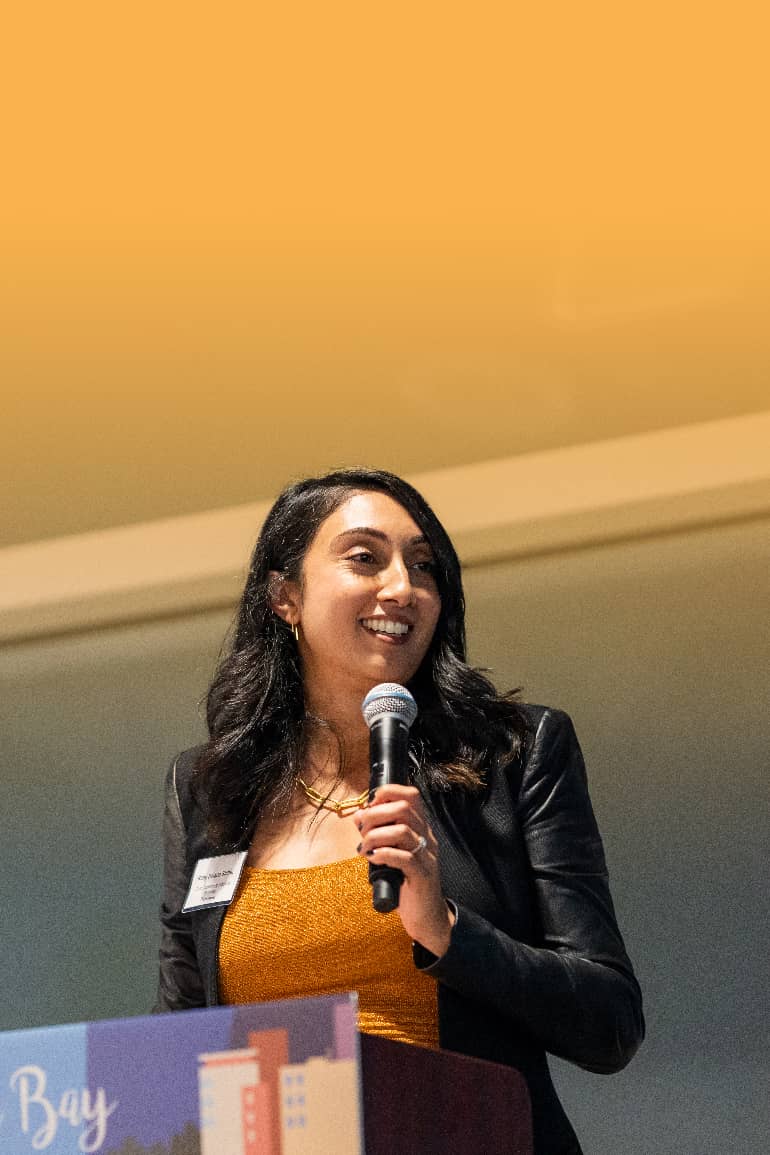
0 994 361 1155
0 996 533 1155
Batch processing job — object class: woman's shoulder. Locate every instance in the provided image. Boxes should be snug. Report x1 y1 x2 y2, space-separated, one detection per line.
170 744 206 781
485 702 586 796
496 701 591 808
503 700 578 756
514 700 574 727
164 744 207 820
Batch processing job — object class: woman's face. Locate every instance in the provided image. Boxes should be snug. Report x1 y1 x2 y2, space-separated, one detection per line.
285 491 442 705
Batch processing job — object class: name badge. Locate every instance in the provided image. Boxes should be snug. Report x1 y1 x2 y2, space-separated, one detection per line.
182 852 248 913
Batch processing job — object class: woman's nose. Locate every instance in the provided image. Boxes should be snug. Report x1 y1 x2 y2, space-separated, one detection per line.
378 558 414 605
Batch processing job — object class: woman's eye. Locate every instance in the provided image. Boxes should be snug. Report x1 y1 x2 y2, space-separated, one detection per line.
411 559 437 574
348 551 376 564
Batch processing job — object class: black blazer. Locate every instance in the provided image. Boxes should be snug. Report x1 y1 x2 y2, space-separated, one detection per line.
155 704 644 1155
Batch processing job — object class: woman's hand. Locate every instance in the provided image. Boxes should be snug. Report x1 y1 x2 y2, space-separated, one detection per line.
356 783 455 957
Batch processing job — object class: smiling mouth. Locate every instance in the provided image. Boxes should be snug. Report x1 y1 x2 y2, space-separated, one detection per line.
360 617 412 637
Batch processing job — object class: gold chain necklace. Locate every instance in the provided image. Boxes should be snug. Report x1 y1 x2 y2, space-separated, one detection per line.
297 777 369 817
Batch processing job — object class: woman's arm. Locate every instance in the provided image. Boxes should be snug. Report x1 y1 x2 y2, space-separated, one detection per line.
153 757 207 1013
413 708 645 1073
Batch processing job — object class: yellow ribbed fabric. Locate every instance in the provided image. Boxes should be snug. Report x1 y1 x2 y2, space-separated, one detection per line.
219 855 439 1050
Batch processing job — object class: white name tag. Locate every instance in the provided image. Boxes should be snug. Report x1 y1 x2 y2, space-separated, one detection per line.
182 852 248 913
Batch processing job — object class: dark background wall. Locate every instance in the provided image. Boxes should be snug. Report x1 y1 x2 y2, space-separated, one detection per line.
1 515 767 1154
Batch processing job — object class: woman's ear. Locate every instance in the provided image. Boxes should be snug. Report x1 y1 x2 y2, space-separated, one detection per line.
267 570 300 628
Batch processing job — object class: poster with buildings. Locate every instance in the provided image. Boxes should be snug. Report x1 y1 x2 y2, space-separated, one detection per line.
0 994 361 1154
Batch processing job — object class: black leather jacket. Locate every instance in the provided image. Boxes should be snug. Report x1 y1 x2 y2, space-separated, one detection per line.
155 704 644 1155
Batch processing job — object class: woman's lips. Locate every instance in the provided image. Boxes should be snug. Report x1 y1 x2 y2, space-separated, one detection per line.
359 618 412 645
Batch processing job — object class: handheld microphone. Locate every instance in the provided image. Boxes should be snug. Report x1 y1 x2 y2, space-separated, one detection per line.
361 682 418 914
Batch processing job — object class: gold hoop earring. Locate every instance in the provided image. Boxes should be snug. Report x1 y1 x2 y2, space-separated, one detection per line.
292 622 300 643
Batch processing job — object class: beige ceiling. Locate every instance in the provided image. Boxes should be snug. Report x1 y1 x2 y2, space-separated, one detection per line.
2 6 768 548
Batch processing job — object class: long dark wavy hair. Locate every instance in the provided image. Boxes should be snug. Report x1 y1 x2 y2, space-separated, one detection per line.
194 468 529 849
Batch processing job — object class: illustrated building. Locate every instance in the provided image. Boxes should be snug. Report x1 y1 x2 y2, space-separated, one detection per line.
197 1014 360 1154
279 1056 361 1155
333 1000 357 1060
241 1082 274 1155
198 1047 262 1155
245 1028 289 1155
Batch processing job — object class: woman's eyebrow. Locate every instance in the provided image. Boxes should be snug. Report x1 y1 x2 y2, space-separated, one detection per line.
330 528 430 547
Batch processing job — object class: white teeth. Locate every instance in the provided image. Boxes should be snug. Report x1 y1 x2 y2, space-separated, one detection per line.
362 618 410 635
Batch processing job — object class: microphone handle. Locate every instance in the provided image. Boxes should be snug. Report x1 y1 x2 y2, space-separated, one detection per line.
368 714 410 914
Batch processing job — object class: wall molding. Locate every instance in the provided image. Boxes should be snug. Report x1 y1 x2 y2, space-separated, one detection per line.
2 411 769 643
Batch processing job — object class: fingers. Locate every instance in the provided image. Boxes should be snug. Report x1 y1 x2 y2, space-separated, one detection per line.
356 785 423 837
360 822 428 856
359 786 451 956
357 833 433 873
366 783 419 804
359 845 431 877
356 787 435 872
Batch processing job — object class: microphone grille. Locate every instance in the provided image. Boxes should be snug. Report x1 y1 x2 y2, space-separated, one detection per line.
361 683 418 729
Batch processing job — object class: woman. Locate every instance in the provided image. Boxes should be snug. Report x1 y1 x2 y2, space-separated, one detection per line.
156 468 644 1154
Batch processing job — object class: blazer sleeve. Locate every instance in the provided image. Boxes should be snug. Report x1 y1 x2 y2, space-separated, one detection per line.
415 708 644 1073
153 757 207 1013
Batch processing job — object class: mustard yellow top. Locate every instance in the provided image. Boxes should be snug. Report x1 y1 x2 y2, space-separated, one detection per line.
218 855 439 1050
